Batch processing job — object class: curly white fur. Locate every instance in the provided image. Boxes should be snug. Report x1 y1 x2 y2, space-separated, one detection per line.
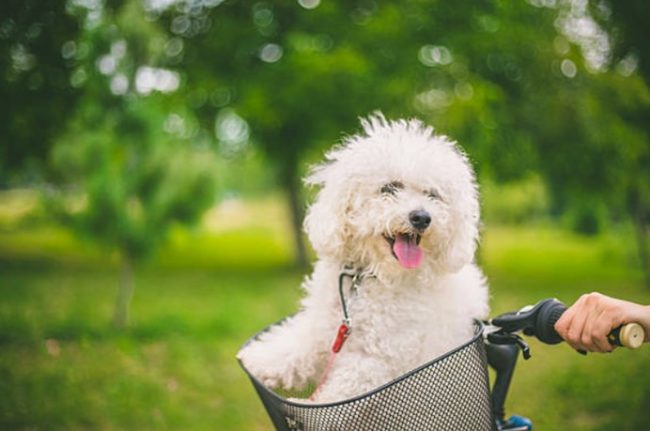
238 113 489 404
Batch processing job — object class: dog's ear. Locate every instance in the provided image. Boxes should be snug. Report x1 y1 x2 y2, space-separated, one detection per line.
436 174 480 273
440 203 479 272
303 158 350 259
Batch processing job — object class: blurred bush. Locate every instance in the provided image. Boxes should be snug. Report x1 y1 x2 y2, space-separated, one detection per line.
481 176 550 225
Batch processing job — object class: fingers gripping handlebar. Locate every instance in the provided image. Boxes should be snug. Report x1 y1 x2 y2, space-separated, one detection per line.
490 298 645 349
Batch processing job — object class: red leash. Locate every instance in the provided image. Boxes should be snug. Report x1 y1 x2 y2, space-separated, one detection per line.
309 269 361 401
310 322 351 401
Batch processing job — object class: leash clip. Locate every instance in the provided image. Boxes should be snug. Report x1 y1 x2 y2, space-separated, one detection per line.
332 323 351 353
338 269 361 328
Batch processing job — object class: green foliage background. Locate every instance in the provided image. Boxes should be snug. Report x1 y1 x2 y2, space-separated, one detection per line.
1 0 650 429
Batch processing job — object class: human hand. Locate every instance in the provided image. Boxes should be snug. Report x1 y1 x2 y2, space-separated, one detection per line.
554 292 650 353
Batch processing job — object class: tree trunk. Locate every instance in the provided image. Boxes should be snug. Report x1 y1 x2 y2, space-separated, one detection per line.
113 252 135 329
631 212 650 290
285 173 309 268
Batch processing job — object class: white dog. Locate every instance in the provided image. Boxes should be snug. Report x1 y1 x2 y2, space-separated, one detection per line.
238 113 489 404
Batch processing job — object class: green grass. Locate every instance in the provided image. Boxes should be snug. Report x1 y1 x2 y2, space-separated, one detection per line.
1 191 649 430
0 264 304 431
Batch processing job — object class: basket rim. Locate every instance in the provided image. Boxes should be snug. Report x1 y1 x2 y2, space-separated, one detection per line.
238 319 486 410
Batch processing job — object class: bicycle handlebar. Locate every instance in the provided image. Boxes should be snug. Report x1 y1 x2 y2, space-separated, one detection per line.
491 298 646 349
487 298 646 430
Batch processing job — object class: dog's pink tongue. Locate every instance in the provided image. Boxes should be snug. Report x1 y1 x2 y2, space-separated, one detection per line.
393 234 423 269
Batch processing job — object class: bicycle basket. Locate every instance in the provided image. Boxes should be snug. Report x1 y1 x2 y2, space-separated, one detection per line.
239 320 494 431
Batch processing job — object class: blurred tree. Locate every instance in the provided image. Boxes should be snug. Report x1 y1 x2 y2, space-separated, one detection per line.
596 0 650 84
529 0 650 287
49 0 219 327
156 1 416 266
596 0 650 287
155 0 557 266
420 0 650 286
0 0 82 183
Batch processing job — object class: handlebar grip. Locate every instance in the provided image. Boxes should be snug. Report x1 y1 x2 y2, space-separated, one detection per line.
609 323 645 349
533 299 566 345
537 299 646 349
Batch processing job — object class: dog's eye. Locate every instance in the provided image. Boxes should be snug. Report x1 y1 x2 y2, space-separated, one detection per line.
380 181 403 196
426 189 441 200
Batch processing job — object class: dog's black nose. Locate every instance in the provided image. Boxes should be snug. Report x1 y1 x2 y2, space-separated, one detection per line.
409 210 431 231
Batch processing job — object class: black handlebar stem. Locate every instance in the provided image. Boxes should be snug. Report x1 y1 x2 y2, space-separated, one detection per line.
486 343 519 425
487 298 568 429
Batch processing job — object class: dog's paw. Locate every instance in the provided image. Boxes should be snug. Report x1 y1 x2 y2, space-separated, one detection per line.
237 342 287 389
237 342 269 374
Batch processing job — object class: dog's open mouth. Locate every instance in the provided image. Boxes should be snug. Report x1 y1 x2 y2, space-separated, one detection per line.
384 233 423 269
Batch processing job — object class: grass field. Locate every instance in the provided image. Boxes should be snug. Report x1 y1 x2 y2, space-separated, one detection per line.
1 191 649 430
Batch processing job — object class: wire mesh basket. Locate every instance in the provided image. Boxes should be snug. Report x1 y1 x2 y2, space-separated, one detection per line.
239 320 494 431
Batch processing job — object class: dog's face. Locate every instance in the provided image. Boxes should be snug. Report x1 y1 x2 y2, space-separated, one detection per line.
304 114 479 277
365 178 450 271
